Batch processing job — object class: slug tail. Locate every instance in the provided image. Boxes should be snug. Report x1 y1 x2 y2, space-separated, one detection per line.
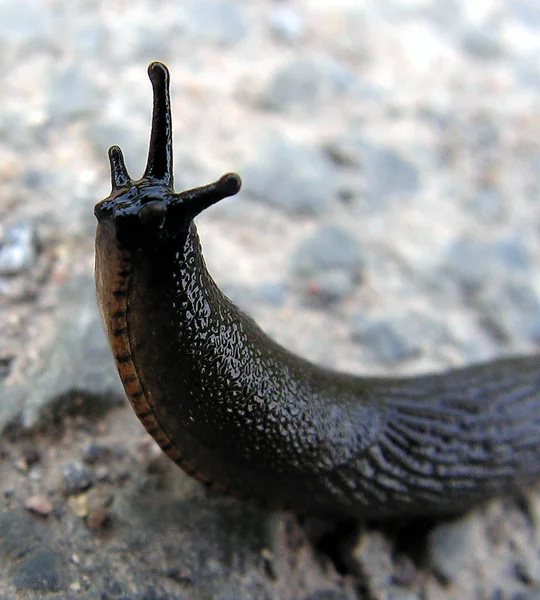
144 61 174 187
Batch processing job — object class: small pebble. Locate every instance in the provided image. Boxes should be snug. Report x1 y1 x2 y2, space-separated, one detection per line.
445 237 532 292
21 442 41 467
24 495 53 517
478 280 540 344
514 588 540 600
177 0 248 47
12 547 65 592
82 442 112 465
291 225 364 276
62 462 93 495
256 281 286 307
350 315 418 364
269 5 305 42
326 137 421 208
260 57 357 112
386 587 419 600
95 465 110 481
305 270 356 304
460 25 505 60
85 488 114 529
48 64 104 119
242 135 337 215
0 222 38 276
428 513 479 582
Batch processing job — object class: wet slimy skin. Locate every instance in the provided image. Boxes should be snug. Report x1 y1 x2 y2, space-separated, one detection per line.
94 62 540 519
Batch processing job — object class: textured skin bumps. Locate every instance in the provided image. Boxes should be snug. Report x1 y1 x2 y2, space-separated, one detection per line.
94 62 540 520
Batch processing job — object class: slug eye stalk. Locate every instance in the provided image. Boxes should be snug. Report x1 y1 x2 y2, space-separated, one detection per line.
95 61 241 244
144 61 174 187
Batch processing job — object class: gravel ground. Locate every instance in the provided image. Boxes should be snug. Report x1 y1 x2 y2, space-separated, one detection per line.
1 1 540 599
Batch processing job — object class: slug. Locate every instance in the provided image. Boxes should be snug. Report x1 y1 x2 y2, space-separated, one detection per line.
94 62 540 520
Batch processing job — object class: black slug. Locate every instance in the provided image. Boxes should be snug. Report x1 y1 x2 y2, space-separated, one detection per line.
94 62 540 520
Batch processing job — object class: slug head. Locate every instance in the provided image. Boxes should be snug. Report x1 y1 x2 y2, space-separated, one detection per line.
94 61 241 251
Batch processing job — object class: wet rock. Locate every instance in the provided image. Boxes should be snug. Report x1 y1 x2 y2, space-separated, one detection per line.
242 135 337 215
428 513 479 582
11 547 65 592
0 221 38 276
260 57 357 112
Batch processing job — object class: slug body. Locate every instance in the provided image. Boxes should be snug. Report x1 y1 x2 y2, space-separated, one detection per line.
95 62 540 519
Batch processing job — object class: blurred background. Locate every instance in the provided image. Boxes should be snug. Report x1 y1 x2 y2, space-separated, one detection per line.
1 0 540 420
0 2 540 598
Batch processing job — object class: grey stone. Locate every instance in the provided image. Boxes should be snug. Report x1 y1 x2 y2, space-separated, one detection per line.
386 587 419 600
0 221 38 276
445 237 532 293
0 0 54 45
516 57 540 90
242 135 337 215
0 271 123 434
305 590 357 600
72 20 110 56
350 315 418 364
327 137 420 207
515 588 540 600
0 510 42 561
177 1 248 47
510 0 540 29
256 281 286 307
291 225 364 276
269 6 305 42
12 547 65 592
48 64 104 119
428 513 478 582
82 442 113 465
467 188 506 222
460 25 506 60
303 270 356 305
62 462 93 495
477 280 540 344
260 57 357 112
350 312 452 364
363 145 420 207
